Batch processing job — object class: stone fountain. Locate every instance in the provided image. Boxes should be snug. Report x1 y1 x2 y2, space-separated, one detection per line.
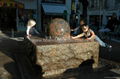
24 18 99 77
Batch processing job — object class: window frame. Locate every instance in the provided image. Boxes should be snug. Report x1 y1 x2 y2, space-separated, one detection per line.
42 0 65 4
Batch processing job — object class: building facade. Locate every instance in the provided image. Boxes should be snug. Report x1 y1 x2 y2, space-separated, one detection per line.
2 0 119 32
16 0 72 34
0 0 24 31
15 0 38 31
74 0 120 30
89 0 120 29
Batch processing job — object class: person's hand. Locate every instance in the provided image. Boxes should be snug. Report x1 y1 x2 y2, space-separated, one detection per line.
86 38 91 40
72 36 82 40
86 38 92 41
72 36 76 39
27 34 32 37
71 29 74 31
86 38 94 42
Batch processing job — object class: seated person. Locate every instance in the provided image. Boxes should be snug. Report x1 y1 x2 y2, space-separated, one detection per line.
72 24 112 49
26 19 40 38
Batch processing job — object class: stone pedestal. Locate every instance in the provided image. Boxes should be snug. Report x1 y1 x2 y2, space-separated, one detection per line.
25 37 99 77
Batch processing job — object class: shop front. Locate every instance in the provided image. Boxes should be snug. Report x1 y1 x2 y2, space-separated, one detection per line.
0 0 24 31
18 9 36 30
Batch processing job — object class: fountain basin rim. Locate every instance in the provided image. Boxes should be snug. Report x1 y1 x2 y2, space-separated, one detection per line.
28 36 96 45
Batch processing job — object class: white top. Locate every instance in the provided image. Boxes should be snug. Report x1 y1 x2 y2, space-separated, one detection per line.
26 26 31 36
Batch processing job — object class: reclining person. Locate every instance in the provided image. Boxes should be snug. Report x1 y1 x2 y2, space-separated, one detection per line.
72 24 112 50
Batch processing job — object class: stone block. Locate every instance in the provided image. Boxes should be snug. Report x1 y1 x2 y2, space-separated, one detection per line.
25 37 99 77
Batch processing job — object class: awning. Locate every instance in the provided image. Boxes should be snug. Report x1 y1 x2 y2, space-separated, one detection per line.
42 3 67 15
0 0 24 8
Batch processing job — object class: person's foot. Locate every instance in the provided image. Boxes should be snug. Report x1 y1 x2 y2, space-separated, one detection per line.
106 45 112 52
107 45 112 48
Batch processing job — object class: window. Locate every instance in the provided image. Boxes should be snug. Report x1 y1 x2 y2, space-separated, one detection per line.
42 0 65 4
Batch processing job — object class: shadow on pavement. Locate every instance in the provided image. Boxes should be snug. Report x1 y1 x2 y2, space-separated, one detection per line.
99 40 120 62
0 37 43 79
1 30 26 37
4 62 21 79
52 59 120 79
0 37 120 79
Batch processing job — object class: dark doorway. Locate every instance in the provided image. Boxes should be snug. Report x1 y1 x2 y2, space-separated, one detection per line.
0 7 16 31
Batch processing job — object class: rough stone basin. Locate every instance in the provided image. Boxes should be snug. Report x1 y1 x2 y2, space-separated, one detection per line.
24 37 99 77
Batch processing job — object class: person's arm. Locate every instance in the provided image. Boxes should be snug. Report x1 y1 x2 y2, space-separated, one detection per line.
33 27 40 34
72 33 84 39
71 26 80 31
26 26 31 36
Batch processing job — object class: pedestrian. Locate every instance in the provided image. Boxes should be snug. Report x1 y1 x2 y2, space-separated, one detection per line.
106 13 119 32
26 19 40 38
72 24 112 50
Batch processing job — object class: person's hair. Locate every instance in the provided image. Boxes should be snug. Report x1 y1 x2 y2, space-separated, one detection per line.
80 19 85 22
81 23 88 28
27 19 36 27
80 18 87 24
81 24 90 31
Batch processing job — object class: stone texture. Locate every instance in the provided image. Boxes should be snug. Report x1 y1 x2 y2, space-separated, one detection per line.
0 67 12 79
25 38 99 77
49 18 71 39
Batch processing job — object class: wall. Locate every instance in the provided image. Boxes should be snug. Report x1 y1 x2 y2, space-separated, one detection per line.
16 0 37 9
66 0 72 22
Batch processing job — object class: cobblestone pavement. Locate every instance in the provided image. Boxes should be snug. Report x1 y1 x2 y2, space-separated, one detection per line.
0 34 120 79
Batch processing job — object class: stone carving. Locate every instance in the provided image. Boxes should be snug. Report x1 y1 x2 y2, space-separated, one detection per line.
49 18 71 39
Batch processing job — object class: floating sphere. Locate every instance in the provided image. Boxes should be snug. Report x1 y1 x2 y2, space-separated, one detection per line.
49 18 70 39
